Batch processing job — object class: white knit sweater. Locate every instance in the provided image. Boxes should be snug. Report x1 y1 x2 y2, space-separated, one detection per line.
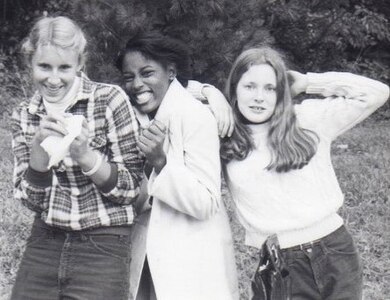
226 72 389 249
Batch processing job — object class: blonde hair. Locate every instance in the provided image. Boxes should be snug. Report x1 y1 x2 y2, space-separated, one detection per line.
221 47 319 172
21 16 87 66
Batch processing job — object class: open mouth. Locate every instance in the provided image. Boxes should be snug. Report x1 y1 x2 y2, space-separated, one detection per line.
134 91 153 105
249 106 265 112
44 85 64 94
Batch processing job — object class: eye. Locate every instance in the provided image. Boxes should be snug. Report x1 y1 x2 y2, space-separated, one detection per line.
244 84 255 90
59 64 72 71
265 85 276 92
123 76 134 83
38 63 51 70
142 70 154 78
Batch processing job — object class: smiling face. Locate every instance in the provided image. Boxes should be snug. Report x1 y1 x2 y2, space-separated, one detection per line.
31 44 81 103
121 51 174 115
236 63 277 124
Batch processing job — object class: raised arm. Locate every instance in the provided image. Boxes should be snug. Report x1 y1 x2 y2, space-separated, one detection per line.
187 80 234 138
290 71 389 138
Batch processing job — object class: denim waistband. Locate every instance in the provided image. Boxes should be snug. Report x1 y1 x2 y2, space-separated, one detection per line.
32 217 133 236
282 225 346 252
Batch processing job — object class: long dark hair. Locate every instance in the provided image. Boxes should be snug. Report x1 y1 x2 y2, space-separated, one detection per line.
221 47 318 172
116 31 192 87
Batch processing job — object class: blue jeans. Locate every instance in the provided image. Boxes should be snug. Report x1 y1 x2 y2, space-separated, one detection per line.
11 218 132 300
281 225 363 300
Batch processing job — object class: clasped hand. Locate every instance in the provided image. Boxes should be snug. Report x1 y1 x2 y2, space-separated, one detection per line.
137 120 167 174
31 113 91 171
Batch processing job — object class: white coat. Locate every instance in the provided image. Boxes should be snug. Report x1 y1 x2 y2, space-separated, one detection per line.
129 79 239 300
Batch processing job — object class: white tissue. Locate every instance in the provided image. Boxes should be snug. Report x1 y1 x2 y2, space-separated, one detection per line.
40 115 84 168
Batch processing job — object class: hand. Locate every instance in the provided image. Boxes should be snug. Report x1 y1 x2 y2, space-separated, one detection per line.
69 118 95 168
30 113 68 171
202 86 234 138
137 120 167 174
287 70 308 98
34 113 68 144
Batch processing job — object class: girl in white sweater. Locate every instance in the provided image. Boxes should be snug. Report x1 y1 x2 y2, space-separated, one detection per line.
214 47 389 299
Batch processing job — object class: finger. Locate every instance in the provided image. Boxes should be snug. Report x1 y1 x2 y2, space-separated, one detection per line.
46 113 68 128
139 135 154 148
141 129 158 141
221 113 231 138
152 119 166 132
147 123 166 137
41 120 68 136
227 110 235 137
137 141 148 154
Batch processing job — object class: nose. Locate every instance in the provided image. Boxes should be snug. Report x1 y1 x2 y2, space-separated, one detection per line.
132 76 144 91
254 89 264 103
47 70 61 85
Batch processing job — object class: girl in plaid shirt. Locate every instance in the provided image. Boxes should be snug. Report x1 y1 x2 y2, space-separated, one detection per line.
11 16 143 300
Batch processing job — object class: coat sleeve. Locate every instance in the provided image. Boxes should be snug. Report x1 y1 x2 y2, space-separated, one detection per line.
296 72 389 140
147 103 221 220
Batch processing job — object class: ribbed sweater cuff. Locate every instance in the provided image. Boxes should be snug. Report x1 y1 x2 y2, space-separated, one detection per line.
100 163 118 193
25 166 52 187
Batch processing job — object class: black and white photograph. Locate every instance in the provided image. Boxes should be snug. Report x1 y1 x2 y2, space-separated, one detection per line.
0 1 389 299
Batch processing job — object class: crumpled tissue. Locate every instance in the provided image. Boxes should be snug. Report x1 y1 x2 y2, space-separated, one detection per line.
40 115 84 168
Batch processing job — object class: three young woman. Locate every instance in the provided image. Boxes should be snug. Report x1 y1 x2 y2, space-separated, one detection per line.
115 31 239 300
11 16 143 299
11 14 389 300
211 47 389 299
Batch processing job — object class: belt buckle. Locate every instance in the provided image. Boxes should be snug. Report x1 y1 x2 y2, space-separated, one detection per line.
299 241 314 251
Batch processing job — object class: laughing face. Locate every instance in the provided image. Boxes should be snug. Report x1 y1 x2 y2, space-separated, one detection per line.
236 63 277 124
121 51 174 115
31 44 81 103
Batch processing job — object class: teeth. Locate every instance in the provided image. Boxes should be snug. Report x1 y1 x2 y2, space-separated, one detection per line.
135 92 153 104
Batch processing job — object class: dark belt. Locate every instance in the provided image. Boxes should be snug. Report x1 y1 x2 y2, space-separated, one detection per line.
32 217 132 236
282 238 322 252
281 225 345 252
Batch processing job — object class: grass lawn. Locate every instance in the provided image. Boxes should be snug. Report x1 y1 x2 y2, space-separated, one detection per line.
0 106 389 299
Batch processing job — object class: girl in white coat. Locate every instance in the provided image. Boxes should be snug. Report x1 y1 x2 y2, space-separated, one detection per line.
116 31 239 300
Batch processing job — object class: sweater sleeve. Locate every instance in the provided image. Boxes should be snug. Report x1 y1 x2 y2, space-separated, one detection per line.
186 80 208 101
296 72 389 139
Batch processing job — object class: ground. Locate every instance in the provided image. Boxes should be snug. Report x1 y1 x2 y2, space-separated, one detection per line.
0 107 389 299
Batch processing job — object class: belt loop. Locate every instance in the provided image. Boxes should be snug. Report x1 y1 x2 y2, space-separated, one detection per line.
80 234 88 242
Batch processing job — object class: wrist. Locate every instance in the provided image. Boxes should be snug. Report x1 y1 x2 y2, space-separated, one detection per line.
152 156 167 174
78 150 98 173
201 84 216 98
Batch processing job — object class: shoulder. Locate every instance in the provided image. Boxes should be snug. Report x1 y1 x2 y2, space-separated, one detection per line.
12 100 32 123
180 89 216 126
94 82 128 102
91 81 131 114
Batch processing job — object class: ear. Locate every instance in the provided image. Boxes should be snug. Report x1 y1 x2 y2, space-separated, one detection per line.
77 55 86 72
167 63 177 81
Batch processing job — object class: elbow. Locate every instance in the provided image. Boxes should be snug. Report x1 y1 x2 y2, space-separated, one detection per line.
372 82 389 107
193 195 221 221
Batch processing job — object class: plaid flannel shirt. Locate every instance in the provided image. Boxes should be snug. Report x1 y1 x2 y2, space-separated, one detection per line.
11 73 144 230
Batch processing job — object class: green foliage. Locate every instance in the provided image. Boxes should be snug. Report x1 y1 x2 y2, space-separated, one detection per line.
263 0 390 82
1 0 389 89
